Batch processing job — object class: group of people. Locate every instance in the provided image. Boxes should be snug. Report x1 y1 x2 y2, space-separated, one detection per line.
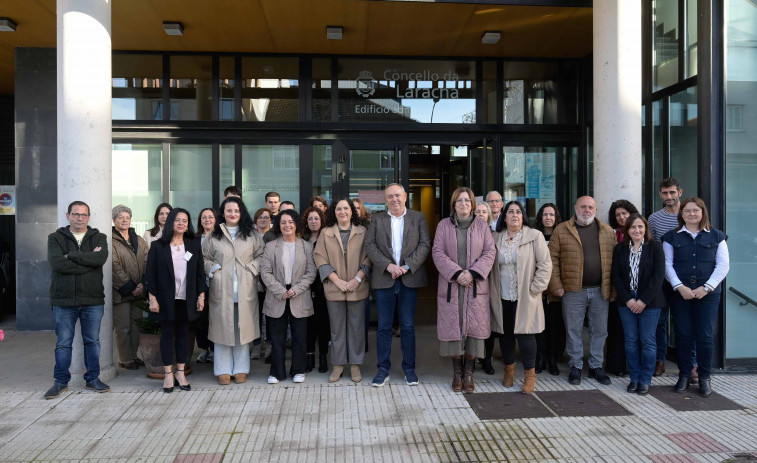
44 177 729 400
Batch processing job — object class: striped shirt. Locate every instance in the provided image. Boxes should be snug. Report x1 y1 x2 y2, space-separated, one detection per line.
629 240 643 292
648 208 679 240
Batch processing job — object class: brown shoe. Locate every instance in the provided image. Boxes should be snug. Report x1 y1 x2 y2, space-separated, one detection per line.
218 374 231 385
690 366 699 385
462 356 475 393
329 365 344 383
522 368 536 394
119 362 138 370
452 358 463 392
350 365 362 383
502 364 516 388
234 373 247 384
653 360 665 377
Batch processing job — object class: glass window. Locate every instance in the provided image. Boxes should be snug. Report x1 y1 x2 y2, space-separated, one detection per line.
112 54 163 120
241 57 299 122
312 145 333 203
112 144 163 236
220 145 235 200
169 145 213 219
482 61 497 123
170 55 213 121
503 146 559 219
685 0 697 78
653 0 680 91
337 58 476 123
219 57 235 121
669 86 698 197
312 58 332 122
349 149 396 213
725 0 757 360
651 100 665 210
502 61 578 124
242 145 300 210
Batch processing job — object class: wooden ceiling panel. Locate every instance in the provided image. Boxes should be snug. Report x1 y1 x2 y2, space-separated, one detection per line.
0 0 592 93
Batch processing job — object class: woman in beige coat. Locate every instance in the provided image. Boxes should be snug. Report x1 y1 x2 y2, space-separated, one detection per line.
488 201 552 393
202 197 264 385
112 205 149 370
313 199 371 383
260 210 317 384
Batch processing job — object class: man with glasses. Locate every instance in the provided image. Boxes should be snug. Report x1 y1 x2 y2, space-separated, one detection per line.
486 191 505 232
44 201 110 399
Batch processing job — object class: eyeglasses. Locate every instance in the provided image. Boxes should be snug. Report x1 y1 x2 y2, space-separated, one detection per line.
455 198 472 204
69 213 89 218
487 199 503 204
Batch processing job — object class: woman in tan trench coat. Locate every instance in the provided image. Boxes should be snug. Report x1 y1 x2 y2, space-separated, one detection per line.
488 200 552 394
202 197 264 385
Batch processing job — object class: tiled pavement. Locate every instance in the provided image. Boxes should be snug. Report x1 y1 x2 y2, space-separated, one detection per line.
2 327 757 462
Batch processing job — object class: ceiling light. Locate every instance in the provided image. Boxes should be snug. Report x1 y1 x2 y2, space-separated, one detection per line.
0 18 17 32
481 31 501 44
163 22 184 36
326 26 343 40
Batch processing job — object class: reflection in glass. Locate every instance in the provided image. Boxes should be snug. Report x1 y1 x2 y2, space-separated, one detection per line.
503 146 562 220
219 57 235 121
170 55 213 121
312 145 333 203
652 100 665 208
349 149 395 213
242 145 300 210
112 54 163 120
725 0 757 360
337 59 476 123
653 0 680 90
685 0 698 78
169 145 213 218
312 58 332 122
669 86 698 197
502 62 578 124
112 144 163 235
482 61 497 123
220 145 235 199
241 57 299 122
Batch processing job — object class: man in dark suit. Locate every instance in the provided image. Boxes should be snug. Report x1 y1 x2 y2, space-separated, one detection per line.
486 191 505 232
365 183 431 387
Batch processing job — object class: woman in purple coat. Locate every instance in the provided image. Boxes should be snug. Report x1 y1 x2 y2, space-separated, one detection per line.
432 187 496 393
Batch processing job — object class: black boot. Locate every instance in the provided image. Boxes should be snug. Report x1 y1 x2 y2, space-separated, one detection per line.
318 352 328 373
547 357 560 376
482 357 495 375
482 336 495 375
699 378 712 397
535 356 546 374
305 353 314 373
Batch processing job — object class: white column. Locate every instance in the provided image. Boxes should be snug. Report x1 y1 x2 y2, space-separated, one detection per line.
57 0 114 385
593 0 642 219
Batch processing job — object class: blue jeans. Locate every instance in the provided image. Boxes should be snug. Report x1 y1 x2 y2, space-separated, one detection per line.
617 291 660 385
670 291 720 380
562 287 608 369
655 306 669 361
52 305 104 385
375 280 417 374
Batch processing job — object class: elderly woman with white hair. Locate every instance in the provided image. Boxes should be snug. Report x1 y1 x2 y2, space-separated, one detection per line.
112 204 149 369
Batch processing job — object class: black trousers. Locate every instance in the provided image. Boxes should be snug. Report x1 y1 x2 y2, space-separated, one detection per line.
535 299 566 360
486 299 537 369
604 300 627 374
267 298 308 380
193 300 213 351
160 300 189 366
306 281 330 354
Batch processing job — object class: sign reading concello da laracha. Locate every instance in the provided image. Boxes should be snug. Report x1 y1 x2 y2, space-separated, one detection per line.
355 69 462 100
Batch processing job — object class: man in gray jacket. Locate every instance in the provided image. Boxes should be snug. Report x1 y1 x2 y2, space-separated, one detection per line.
365 183 431 387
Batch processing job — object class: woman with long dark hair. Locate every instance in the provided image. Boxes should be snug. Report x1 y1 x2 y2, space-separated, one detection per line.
202 197 264 385
143 203 173 250
145 208 206 393
302 206 331 373
260 209 317 384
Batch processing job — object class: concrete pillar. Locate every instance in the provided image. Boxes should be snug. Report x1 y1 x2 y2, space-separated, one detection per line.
593 0 642 219
57 0 114 385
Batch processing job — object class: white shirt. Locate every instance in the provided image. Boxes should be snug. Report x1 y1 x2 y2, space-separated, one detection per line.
491 213 500 231
663 228 730 291
388 208 407 266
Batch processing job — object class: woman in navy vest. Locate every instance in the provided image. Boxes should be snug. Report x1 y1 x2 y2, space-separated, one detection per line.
661 197 729 397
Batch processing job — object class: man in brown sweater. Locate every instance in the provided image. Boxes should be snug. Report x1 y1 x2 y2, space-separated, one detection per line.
548 196 617 386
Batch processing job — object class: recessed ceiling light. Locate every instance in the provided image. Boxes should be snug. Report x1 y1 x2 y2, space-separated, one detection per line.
0 18 17 32
481 31 501 44
163 22 184 36
326 26 343 40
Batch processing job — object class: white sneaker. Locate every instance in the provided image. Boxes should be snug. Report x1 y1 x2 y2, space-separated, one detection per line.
293 374 305 383
267 376 279 384
251 343 261 360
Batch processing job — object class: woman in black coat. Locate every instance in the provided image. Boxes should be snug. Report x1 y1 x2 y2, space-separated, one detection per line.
611 213 666 396
145 208 207 393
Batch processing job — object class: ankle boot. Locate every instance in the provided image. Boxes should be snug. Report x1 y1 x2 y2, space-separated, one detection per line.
502 363 516 387
462 356 475 393
522 368 536 394
482 338 495 375
305 353 315 373
452 357 463 392
535 357 546 374
318 352 328 373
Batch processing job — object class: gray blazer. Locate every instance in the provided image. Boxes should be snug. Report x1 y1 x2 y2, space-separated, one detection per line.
365 209 431 289
260 237 316 318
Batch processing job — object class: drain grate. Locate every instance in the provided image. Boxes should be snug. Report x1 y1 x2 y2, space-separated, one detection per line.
648 386 744 412
464 392 554 420
536 390 633 417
